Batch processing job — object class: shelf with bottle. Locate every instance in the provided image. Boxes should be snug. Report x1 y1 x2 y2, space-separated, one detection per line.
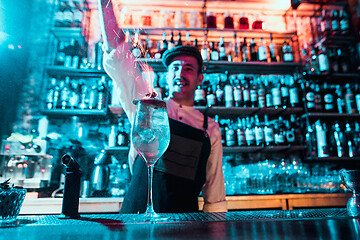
50 27 84 41
195 106 304 118
104 146 130 153
137 58 302 74
42 108 108 117
223 144 306 153
302 112 360 119
45 65 106 77
304 156 360 162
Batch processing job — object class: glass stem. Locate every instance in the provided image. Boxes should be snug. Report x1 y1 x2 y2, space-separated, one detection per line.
146 164 155 214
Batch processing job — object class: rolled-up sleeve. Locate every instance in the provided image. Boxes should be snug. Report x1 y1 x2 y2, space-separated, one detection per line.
201 124 228 212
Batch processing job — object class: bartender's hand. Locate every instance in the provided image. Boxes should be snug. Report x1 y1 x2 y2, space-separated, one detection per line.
98 0 125 52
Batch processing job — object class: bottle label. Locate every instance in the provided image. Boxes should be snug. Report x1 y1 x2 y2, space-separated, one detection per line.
324 93 334 110
194 88 205 101
243 89 250 102
289 88 299 104
117 133 126 146
318 54 329 72
216 88 224 103
316 129 329 157
225 85 234 101
250 89 257 102
207 94 216 106
271 88 281 106
237 129 246 146
340 19 349 33
281 86 289 97
286 130 295 143
258 95 266 108
283 53 293 62
233 88 242 102
266 93 273 107
226 129 237 146
254 127 264 145
245 129 255 145
258 46 267 61
264 127 274 143
201 48 208 60
219 46 226 58
211 51 219 61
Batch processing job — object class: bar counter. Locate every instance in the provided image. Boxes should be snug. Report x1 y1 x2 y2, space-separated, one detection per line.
3 208 360 239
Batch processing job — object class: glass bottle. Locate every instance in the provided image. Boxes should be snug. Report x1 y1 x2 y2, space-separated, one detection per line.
257 37 267 62
268 33 277 62
250 38 258 61
224 71 234 107
194 85 206 106
241 37 249 62
219 37 227 61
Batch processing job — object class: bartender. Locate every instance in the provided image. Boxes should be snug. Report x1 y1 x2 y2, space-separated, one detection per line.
98 0 227 213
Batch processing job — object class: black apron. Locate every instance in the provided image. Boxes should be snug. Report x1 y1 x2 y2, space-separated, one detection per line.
120 116 211 213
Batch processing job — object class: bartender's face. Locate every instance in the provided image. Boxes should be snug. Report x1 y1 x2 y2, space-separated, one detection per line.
166 55 203 106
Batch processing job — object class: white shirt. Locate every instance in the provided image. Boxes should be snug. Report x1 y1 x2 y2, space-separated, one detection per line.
103 46 227 212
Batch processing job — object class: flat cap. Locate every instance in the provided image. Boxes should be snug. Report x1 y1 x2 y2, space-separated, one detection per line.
162 45 203 70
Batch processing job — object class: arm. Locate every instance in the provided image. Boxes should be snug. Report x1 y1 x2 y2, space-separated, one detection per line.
201 124 228 212
98 0 124 51
98 0 154 124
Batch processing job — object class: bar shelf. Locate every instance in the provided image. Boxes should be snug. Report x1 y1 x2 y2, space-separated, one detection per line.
42 109 108 117
50 27 84 40
223 145 306 153
45 66 106 78
301 112 360 120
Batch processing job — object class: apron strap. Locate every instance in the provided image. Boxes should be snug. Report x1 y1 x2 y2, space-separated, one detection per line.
203 107 209 130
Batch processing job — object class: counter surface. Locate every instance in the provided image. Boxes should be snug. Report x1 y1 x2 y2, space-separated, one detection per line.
3 208 360 239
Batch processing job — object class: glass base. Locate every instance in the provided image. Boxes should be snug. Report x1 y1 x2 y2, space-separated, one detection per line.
141 211 169 222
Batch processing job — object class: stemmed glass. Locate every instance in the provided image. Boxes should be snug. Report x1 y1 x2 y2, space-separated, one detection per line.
131 97 170 221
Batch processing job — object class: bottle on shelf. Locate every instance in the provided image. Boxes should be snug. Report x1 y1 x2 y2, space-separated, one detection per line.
224 71 234 107
176 32 183 47
264 114 274 146
116 118 129 147
320 9 331 36
274 117 286 146
46 78 57 110
280 76 289 109
268 33 277 62
108 125 116 148
335 85 345 114
322 82 335 112
257 77 266 109
241 37 249 62
339 9 350 36
249 38 257 61
219 37 227 61
154 32 168 59
345 122 357 157
242 78 251 108
194 85 206 106
285 119 296 145
254 115 264 146
289 75 301 108
304 82 315 112
131 30 143 58
233 77 243 107
333 122 346 158
168 31 175 50
206 85 216 107
236 117 247 146
225 120 237 147
97 76 107 110
245 116 255 146
314 83 323 112
257 37 267 62
249 78 258 108
305 123 316 157
215 77 225 106
344 83 356 114
201 33 209 61
215 115 226 146
60 77 71 109
271 78 282 109
282 41 293 62
210 42 219 61
185 32 191 46
315 120 329 158
318 44 329 74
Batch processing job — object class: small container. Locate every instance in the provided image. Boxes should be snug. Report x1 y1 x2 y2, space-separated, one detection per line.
120 7 132 26
224 13 234 29
206 12 217 29
252 14 263 30
141 10 151 26
0 186 27 225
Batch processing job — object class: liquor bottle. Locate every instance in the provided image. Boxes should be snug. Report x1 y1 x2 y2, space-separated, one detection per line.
154 77 162 99
233 77 243 107
330 10 340 36
249 78 258 108
305 123 316 157
305 82 315 112
144 36 152 59
232 33 240 62
94 40 104 70
333 122 346 157
54 40 66 66
257 78 266 109
62 2 73 27
249 38 257 61
245 117 255 146
72 1 83 28
46 78 57 109
225 120 237 147
224 71 234 107
355 83 360 114
241 37 249 62
194 85 206 106
201 33 209 61
268 33 277 62
285 119 296 145
257 37 267 62
116 118 129 147
157 32 168 59
60 77 71 109
336 85 345 114
321 82 334 112
314 83 323 112
280 76 289 108
282 41 293 62
265 77 273 108
215 115 226 146
176 32 183 47
345 83 356 114
131 31 143 58
108 125 116 148
88 85 98 109
339 9 350 36
315 120 329 158
219 37 227 61
320 9 331 36
328 47 339 74
215 78 225 106
236 118 247 146
271 78 282 109
337 48 349 73
168 32 175 50
254 115 264 146
185 32 191 46
289 75 301 108
54 2 65 27
345 122 356 157
206 85 216 107
210 42 219 61
309 46 320 75
242 78 251 108
69 81 80 109
318 44 329 74
97 76 107 110
274 117 286 145
264 114 274 146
